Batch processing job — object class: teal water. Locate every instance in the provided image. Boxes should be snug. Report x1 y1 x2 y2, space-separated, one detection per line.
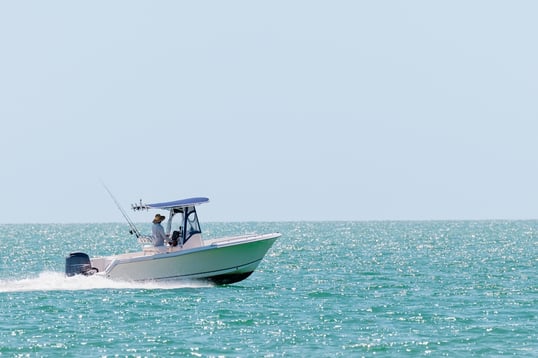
0 221 536 356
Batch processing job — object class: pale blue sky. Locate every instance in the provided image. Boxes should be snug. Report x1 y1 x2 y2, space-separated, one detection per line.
1 1 537 223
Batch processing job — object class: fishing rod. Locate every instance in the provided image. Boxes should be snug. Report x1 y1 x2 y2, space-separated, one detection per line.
102 182 142 238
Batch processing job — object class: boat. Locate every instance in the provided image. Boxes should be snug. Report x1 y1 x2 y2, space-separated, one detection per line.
65 197 281 285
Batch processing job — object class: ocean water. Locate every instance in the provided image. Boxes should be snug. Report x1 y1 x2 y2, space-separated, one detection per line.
0 221 536 357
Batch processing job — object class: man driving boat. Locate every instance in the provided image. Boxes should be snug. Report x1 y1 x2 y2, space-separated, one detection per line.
151 214 168 246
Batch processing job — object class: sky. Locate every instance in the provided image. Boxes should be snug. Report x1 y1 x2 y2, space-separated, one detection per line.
1 1 537 223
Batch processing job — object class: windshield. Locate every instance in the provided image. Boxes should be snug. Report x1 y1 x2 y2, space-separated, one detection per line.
185 207 201 239
167 206 202 245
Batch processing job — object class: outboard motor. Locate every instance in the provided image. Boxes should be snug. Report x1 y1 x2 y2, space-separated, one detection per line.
65 252 98 277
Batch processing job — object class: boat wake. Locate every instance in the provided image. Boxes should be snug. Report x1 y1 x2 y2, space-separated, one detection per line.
0 271 213 293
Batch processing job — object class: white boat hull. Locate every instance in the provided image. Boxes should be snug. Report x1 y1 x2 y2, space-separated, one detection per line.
87 233 279 284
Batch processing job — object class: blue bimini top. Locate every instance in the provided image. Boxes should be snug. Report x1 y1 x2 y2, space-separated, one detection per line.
133 197 209 211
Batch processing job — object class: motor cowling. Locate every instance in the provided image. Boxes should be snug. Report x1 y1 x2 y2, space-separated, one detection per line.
65 252 97 277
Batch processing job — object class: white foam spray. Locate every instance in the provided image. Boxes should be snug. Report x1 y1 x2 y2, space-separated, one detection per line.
0 271 213 293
